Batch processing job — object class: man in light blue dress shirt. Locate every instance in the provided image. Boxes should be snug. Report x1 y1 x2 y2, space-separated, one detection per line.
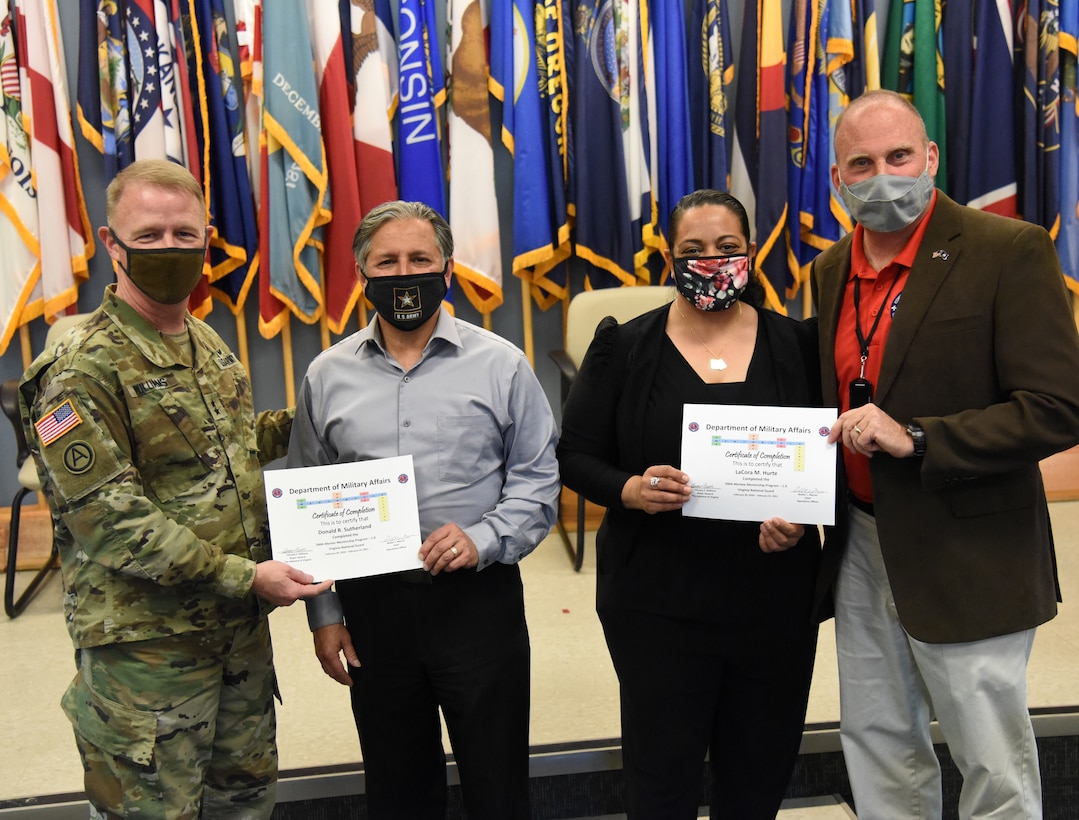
289 201 560 820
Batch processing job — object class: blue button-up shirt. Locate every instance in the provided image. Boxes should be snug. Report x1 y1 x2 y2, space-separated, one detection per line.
289 308 560 627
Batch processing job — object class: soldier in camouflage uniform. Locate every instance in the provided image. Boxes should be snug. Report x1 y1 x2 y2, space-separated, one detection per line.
18 160 332 819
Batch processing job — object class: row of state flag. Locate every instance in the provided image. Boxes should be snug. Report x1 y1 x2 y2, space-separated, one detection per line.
2 1 1079 359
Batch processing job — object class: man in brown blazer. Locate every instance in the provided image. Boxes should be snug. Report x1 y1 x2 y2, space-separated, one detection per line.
812 90 1079 819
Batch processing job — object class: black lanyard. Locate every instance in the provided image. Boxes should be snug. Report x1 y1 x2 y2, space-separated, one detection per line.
853 274 900 378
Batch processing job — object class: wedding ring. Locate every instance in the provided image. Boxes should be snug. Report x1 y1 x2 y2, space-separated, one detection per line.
451 547 459 557
853 426 863 435
649 476 661 488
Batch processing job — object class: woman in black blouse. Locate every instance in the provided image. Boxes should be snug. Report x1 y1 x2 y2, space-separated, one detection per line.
557 190 831 819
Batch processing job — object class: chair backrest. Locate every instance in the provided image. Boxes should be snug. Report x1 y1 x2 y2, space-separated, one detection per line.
564 286 675 366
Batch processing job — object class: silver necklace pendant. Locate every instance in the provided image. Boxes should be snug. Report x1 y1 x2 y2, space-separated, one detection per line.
709 358 727 371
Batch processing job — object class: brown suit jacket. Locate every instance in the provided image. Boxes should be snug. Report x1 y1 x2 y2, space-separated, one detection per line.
812 192 1079 643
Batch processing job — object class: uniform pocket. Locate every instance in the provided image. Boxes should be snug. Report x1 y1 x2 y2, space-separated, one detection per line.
437 413 502 484
62 671 156 765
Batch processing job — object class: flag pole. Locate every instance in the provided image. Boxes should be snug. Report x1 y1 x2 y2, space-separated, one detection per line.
520 277 534 367
19 324 32 370
281 316 296 407
234 312 250 375
482 311 492 332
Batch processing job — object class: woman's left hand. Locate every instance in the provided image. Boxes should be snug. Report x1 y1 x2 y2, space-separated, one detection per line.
758 517 805 553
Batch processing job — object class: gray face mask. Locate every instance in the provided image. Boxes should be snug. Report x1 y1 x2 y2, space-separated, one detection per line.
839 154 935 233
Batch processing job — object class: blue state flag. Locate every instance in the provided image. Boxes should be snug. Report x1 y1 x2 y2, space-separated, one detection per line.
188 0 258 312
77 0 134 178
1019 0 1061 235
1059 0 1079 290
650 0 693 240
396 0 446 217
686 0 733 191
569 0 635 289
490 0 571 308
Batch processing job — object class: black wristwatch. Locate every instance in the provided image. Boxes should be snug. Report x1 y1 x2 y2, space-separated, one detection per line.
906 422 927 457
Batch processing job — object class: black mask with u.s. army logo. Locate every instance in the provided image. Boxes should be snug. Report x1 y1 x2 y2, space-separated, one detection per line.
110 229 207 305
363 269 448 332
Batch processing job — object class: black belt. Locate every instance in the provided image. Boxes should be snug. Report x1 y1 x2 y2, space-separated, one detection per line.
849 494 875 516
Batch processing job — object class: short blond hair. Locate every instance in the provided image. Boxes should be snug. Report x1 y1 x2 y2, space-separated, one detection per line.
105 159 205 224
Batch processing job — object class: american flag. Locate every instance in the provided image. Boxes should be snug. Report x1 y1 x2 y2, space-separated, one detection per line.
35 399 81 445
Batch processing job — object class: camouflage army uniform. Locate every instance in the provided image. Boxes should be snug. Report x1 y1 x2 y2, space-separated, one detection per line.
19 285 292 820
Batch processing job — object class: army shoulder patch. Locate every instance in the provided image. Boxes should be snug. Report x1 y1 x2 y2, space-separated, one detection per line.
35 399 83 446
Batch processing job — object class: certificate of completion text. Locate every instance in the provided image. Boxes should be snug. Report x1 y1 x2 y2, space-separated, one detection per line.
264 455 424 581
680 404 838 526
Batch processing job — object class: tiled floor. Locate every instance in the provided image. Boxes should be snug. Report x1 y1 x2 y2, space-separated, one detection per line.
3 501 1079 812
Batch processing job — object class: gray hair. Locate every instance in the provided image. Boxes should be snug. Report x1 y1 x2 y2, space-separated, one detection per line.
352 201 454 273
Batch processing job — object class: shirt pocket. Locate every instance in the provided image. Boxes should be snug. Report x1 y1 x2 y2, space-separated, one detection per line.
134 392 224 504
437 413 503 484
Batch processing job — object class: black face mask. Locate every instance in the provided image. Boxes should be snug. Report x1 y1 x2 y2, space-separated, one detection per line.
109 229 206 305
364 269 448 331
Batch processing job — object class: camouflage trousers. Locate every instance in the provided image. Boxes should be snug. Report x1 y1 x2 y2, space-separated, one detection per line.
62 618 279 819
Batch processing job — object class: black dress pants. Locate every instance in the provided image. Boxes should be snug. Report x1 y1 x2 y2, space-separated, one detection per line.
338 563 531 820
600 606 818 820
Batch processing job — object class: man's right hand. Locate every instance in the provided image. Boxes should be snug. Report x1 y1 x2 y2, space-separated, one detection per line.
252 560 333 606
314 623 360 686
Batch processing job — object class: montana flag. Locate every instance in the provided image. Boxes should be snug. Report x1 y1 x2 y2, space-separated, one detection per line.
1059 0 1078 289
0 0 38 355
489 0 571 308
396 0 446 216
648 0 693 241
1018 0 1061 236
686 0 734 192
883 0 948 193
730 0 788 309
16 0 93 327
942 0 1017 215
258 0 329 337
309 0 364 334
349 0 397 215
449 0 502 314
185 0 259 314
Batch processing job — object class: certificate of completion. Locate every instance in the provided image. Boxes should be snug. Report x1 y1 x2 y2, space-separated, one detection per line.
264 455 424 581
680 404 838 526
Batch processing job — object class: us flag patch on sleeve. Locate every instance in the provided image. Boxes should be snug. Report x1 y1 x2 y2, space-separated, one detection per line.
36 399 82 446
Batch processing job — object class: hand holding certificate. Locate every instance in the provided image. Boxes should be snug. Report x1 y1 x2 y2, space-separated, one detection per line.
265 455 424 581
680 404 838 526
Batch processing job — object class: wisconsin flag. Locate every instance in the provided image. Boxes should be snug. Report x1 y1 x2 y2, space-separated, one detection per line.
16 0 93 328
730 0 789 309
258 0 329 337
449 0 502 314
489 0 571 308
396 0 446 216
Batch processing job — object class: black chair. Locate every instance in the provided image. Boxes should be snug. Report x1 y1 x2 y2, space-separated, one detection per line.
548 286 675 570
3 313 87 617
2 378 58 617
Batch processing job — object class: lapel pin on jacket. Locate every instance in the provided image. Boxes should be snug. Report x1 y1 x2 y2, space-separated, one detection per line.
931 249 949 260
